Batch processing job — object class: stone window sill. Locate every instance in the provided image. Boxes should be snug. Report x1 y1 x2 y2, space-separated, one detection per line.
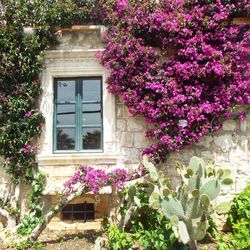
36 154 118 166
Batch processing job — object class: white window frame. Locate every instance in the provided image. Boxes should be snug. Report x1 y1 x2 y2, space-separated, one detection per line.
37 49 117 166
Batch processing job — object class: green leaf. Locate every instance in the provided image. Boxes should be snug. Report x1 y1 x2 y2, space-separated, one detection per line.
128 185 136 198
124 206 137 226
221 169 231 179
200 179 221 200
192 189 199 198
149 186 160 207
161 197 185 219
186 168 193 176
216 202 231 214
150 200 160 209
143 156 158 182
217 169 224 178
161 187 170 198
200 194 210 207
170 215 179 226
192 222 207 240
134 196 141 207
189 156 205 174
222 178 233 185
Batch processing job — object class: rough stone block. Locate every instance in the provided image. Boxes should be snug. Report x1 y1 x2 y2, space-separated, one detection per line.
120 148 140 163
134 133 148 148
124 106 132 117
120 132 133 147
222 120 237 131
197 136 213 148
117 119 126 131
160 164 178 177
240 120 247 132
200 150 214 160
229 147 248 163
235 178 249 193
116 105 123 118
127 119 145 132
213 135 234 152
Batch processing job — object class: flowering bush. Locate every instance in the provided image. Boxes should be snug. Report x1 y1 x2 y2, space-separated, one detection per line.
99 0 250 161
63 164 146 196
1 0 249 177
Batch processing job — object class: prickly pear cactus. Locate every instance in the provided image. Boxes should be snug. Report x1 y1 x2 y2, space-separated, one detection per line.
144 156 233 249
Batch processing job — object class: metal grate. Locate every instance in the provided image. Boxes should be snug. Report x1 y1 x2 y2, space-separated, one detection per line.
62 202 95 222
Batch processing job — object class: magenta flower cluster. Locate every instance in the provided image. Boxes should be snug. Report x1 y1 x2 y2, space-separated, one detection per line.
21 144 34 154
63 165 146 196
99 0 250 161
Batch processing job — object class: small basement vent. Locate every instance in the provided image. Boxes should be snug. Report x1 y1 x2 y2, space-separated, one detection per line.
62 202 95 221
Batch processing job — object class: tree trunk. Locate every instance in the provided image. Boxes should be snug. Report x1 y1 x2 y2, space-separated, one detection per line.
188 240 198 250
0 208 16 230
29 191 80 242
29 176 146 242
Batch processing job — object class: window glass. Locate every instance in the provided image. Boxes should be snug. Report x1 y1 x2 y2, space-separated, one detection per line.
82 104 101 126
56 80 75 103
82 79 101 102
56 128 75 150
62 203 95 221
56 104 75 125
54 78 102 152
82 127 101 150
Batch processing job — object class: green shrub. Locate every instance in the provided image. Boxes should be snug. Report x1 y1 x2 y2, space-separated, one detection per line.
217 182 250 250
106 182 179 250
227 182 250 249
107 224 134 250
228 182 250 225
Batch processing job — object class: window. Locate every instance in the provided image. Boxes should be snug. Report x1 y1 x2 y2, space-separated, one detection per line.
54 77 103 152
62 202 95 221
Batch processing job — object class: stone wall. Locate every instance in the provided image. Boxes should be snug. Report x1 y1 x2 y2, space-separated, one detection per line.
116 102 250 201
161 107 250 203
115 96 151 165
0 26 249 230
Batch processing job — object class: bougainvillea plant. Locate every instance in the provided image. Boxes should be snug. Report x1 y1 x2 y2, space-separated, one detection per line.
99 0 250 161
0 0 249 179
15 164 147 246
0 0 249 247
63 164 146 196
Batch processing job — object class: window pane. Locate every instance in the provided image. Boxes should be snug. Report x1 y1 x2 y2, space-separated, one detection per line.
82 79 101 102
73 204 84 211
83 104 101 125
85 211 95 220
82 128 101 150
56 128 75 150
74 213 85 220
56 104 75 125
86 203 94 210
56 80 75 102
62 213 72 220
62 205 73 212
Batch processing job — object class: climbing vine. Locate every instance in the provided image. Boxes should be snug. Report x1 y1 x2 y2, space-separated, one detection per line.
99 0 250 161
0 0 249 247
0 0 103 182
0 0 249 180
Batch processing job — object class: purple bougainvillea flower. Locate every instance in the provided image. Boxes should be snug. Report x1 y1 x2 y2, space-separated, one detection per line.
238 112 247 121
21 144 33 154
98 0 249 161
25 111 32 118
